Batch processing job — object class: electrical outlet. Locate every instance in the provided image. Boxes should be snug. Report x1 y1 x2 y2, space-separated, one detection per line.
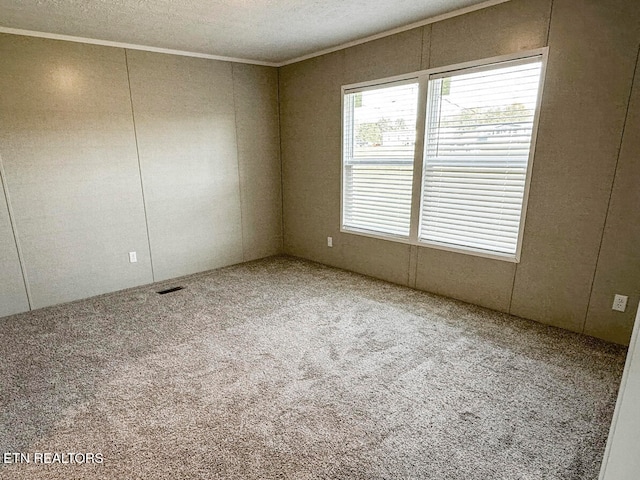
327 236 333 248
612 294 628 312
129 251 137 263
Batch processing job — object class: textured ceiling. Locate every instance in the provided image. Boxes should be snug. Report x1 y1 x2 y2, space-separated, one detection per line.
0 0 503 65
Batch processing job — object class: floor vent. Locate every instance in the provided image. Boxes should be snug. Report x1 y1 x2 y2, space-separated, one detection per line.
157 286 184 295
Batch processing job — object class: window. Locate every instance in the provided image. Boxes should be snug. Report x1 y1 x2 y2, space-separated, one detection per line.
341 50 546 261
342 82 419 237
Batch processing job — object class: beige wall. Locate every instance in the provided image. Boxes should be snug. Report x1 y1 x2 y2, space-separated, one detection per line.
232 64 283 262
127 50 243 281
279 0 640 345
0 36 153 309
0 34 282 312
511 0 640 343
585 48 640 343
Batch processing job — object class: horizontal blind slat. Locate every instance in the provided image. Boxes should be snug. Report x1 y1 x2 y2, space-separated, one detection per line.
424 234 516 253
423 207 521 221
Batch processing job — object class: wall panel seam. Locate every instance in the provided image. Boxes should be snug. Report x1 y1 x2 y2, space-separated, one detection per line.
0 151 32 309
545 0 554 47
276 68 285 254
124 48 156 281
427 24 433 69
231 64 247 262
419 26 426 70
582 42 640 334
507 263 518 314
277 68 288 253
408 245 419 288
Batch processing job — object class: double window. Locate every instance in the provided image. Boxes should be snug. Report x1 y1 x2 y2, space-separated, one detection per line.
341 50 546 261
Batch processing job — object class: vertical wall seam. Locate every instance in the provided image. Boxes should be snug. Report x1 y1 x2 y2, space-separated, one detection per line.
124 49 156 282
545 0 554 46
413 247 419 289
408 245 419 289
0 152 33 309
508 263 518 315
230 63 247 262
510 0 553 315
427 24 433 69
276 67 286 254
583 42 640 334
419 26 426 70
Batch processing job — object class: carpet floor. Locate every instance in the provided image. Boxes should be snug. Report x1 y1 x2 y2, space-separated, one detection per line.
0 256 626 479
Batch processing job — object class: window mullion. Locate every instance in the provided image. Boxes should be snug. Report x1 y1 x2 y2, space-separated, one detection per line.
408 75 429 243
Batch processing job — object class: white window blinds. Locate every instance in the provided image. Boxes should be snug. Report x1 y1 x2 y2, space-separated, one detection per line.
341 51 546 260
420 59 543 255
342 82 419 237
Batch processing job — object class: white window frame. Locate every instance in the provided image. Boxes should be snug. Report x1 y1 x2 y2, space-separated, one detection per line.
340 48 548 263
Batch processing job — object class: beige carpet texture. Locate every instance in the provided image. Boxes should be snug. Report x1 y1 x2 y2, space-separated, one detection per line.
0 256 626 479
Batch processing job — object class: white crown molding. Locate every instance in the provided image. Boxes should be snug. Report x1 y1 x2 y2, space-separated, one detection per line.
0 26 279 67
